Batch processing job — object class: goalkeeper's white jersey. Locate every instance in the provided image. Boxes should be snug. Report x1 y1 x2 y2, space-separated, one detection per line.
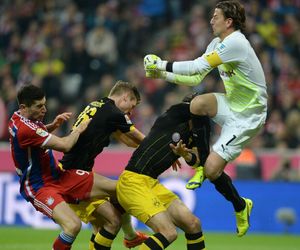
207 31 267 112
172 31 268 113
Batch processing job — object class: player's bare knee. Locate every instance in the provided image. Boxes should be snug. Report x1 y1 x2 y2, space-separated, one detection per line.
63 216 82 235
205 168 218 180
103 215 122 234
186 216 201 233
190 97 207 116
204 162 222 181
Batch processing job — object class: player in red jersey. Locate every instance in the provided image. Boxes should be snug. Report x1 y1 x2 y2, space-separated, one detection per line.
8 84 119 250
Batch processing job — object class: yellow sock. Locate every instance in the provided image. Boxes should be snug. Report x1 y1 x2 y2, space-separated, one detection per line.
94 229 116 249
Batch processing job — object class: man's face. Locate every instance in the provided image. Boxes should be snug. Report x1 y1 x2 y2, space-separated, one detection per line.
21 97 47 121
118 93 137 116
210 8 231 38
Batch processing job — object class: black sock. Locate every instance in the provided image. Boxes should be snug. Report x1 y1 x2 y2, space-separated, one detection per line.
185 231 205 250
89 233 95 250
90 233 96 241
212 172 246 212
191 114 210 166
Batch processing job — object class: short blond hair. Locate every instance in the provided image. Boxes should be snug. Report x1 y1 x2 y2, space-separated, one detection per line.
109 80 141 104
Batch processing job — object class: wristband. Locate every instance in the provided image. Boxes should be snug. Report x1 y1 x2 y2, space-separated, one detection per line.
186 153 197 166
166 62 173 72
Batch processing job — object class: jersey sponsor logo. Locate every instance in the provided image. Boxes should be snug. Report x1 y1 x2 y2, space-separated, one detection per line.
220 69 235 78
36 128 49 137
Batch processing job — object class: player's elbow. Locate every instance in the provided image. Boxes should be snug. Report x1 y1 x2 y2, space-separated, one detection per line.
61 145 72 153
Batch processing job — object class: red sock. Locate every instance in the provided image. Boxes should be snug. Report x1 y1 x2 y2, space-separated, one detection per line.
53 237 72 250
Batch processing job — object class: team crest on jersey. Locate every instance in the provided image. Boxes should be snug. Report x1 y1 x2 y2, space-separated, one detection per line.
36 128 48 137
46 196 55 206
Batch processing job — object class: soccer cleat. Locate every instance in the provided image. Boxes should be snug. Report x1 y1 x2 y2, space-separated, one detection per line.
236 198 253 237
123 231 148 248
186 166 206 190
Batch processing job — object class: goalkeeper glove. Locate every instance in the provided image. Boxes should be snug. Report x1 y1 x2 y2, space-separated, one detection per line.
144 54 167 71
145 69 166 79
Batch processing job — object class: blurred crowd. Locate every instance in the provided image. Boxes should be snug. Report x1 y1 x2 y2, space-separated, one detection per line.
0 0 299 150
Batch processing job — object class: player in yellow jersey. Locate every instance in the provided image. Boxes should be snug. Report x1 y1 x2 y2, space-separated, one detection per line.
144 0 267 237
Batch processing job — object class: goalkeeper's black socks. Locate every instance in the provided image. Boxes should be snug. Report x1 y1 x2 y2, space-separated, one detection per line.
212 172 246 212
94 228 116 250
191 114 211 165
139 232 170 249
186 231 206 250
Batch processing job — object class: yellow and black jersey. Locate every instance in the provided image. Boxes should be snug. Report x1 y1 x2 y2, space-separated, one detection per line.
60 97 133 171
125 103 194 179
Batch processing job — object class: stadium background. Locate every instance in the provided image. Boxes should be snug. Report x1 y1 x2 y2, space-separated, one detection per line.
0 0 299 248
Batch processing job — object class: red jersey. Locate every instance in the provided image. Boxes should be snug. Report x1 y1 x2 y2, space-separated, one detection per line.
8 111 61 201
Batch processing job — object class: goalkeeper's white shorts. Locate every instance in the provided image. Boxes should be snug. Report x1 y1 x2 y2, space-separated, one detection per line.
211 93 267 162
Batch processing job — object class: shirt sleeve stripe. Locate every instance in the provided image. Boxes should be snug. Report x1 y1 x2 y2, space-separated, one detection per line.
41 134 52 147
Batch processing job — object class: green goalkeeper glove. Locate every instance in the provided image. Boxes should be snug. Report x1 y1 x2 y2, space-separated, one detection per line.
145 69 167 79
144 54 167 71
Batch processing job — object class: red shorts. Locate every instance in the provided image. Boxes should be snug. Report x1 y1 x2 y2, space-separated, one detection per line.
32 169 94 218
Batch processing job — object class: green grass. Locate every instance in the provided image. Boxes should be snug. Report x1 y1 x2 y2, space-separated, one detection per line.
0 227 299 250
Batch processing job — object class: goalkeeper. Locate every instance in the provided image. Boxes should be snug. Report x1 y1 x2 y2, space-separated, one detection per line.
144 0 267 237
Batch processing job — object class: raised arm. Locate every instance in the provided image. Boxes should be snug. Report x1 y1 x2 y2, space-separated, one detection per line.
43 119 91 152
144 54 213 86
46 112 72 133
